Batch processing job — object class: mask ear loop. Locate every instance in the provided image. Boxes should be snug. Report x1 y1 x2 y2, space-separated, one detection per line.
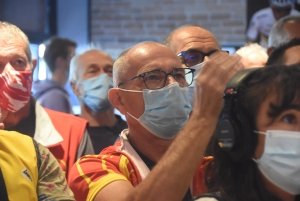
252 130 267 163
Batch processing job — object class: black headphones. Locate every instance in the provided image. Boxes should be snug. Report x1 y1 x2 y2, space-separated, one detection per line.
215 68 259 162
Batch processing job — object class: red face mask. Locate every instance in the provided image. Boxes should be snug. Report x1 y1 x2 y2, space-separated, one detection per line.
0 70 32 112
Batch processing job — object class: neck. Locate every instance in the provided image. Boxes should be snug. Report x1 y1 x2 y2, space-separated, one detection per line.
261 171 295 201
3 100 31 128
51 68 67 86
126 117 172 163
80 103 117 127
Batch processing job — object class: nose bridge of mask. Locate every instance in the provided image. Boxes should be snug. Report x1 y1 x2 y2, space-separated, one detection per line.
118 82 190 114
143 82 183 109
255 130 300 155
79 73 113 97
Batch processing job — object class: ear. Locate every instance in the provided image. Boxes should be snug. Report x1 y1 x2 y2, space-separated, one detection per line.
108 88 126 115
70 81 80 96
31 58 37 72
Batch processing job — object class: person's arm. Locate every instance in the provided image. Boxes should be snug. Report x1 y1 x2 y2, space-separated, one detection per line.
94 52 244 201
37 142 75 201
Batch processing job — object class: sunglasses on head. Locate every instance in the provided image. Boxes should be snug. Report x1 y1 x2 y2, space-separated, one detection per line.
177 50 227 67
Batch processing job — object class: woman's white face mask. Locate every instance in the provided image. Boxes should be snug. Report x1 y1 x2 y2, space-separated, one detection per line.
253 130 300 195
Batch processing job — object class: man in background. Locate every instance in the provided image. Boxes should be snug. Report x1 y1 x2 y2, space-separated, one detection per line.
0 130 75 200
247 0 299 48
0 21 93 179
162 24 221 107
70 49 127 153
268 14 300 54
32 36 76 114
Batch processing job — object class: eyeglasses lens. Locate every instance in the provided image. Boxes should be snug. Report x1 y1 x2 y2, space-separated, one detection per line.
144 71 166 89
143 69 194 89
184 51 204 67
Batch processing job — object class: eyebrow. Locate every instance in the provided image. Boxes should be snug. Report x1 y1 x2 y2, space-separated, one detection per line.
268 104 300 118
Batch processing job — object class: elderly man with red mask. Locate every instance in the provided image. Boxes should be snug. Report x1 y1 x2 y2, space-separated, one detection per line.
0 21 94 180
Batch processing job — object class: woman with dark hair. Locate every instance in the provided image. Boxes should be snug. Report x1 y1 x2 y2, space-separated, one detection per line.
195 64 300 201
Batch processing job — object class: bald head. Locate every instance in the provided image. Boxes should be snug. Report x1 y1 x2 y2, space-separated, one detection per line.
70 49 113 84
114 41 181 88
163 25 220 53
162 25 220 68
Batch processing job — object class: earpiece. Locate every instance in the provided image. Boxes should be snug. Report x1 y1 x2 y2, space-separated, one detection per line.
215 68 259 162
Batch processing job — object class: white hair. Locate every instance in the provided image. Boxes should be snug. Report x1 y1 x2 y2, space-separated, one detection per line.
268 15 300 48
235 43 268 68
113 49 130 87
235 43 268 60
69 54 80 84
0 21 32 62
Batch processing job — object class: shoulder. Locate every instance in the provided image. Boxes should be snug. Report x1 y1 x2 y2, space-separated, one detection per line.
72 144 126 168
68 150 131 201
252 7 272 19
36 143 75 200
291 9 300 14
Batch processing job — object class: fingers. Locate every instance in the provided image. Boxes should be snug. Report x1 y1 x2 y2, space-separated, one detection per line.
192 52 244 118
197 52 243 91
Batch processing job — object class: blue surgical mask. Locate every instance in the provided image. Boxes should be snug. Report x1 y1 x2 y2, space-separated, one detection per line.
188 61 206 106
119 82 192 139
253 130 300 195
79 74 113 112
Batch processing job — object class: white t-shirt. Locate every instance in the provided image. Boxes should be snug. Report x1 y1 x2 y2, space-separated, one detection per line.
246 7 300 48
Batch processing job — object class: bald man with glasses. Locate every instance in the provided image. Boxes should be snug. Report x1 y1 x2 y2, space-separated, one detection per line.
68 41 243 201
162 25 230 106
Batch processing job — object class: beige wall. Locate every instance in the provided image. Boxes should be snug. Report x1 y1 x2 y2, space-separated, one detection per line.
90 0 247 58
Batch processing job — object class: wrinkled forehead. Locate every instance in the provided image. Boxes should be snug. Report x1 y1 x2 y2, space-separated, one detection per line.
170 27 220 53
125 43 182 77
0 36 28 56
79 51 113 66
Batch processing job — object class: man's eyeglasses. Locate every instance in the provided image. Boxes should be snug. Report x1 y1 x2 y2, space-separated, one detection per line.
177 50 228 67
117 68 195 90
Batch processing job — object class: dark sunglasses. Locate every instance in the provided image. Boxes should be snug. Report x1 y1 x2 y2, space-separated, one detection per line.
177 50 228 67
